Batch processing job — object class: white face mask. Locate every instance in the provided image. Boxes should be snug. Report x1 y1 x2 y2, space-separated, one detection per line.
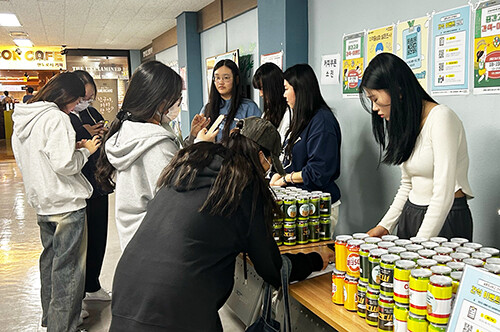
166 102 181 122
73 100 90 113
263 155 272 178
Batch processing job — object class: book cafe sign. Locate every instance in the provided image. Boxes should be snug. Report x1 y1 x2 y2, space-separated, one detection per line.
0 46 66 70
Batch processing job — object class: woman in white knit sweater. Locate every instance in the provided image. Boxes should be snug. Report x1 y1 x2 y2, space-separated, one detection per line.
359 53 473 240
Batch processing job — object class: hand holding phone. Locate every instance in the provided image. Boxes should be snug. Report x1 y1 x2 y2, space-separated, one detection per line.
207 114 225 135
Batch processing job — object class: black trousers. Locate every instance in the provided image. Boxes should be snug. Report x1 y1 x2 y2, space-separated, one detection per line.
85 194 109 293
396 196 473 241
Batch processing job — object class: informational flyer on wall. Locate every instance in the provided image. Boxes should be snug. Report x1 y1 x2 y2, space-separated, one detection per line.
431 5 471 95
448 265 500 332
342 31 365 98
473 0 500 94
321 54 340 85
366 25 395 64
396 16 431 91
261 51 283 69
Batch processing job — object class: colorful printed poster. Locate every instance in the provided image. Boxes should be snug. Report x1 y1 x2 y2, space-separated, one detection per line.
448 265 500 332
321 54 340 85
342 31 365 98
431 5 471 95
366 25 395 64
474 0 500 94
396 16 431 91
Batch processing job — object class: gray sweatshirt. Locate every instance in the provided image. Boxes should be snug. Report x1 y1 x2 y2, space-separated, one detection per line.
12 102 93 215
105 120 180 250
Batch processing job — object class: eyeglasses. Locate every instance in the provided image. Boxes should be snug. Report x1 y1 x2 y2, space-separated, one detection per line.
214 75 232 83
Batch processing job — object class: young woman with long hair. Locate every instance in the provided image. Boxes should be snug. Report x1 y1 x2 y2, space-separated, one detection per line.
202 59 261 142
360 52 473 240
252 62 291 143
109 117 332 332
12 72 101 331
96 61 185 250
69 70 112 303
270 64 342 227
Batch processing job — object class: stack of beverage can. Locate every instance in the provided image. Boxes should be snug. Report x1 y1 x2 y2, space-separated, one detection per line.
329 234 500 331
271 187 332 246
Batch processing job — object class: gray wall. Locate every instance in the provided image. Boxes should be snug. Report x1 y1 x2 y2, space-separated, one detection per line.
309 0 500 246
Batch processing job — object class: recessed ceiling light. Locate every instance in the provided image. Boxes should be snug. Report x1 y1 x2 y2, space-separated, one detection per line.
13 39 33 47
0 13 22 27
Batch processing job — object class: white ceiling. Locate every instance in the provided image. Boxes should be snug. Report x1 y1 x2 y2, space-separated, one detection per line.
0 0 213 50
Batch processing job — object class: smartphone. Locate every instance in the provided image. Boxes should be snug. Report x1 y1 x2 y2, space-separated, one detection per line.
207 114 224 135
103 120 109 128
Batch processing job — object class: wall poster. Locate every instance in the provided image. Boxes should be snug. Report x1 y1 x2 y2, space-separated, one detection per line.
342 31 365 98
366 25 395 64
474 0 500 94
396 16 431 91
431 5 471 95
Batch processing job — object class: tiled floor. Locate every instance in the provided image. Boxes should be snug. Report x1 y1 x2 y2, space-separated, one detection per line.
0 139 246 331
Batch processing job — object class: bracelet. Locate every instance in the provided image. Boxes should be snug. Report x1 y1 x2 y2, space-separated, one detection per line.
282 175 288 185
290 171 295 184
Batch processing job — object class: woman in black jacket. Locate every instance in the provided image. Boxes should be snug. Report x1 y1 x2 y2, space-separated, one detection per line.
110 117 332 332
69 70 111 304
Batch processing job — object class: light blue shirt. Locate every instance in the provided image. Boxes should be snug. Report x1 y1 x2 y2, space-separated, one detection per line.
201 98 261 141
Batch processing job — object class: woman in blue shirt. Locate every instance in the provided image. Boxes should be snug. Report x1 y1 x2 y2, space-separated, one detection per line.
202 59 261 141
270 64 341 224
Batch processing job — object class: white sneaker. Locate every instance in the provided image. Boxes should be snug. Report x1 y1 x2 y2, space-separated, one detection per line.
85 287 112 301
78 308 89 326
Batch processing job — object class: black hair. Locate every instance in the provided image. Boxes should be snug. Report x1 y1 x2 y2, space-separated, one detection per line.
204 59 243 140
4 91 9 96
157 135 279 229
283 64 330 158
252 62 288 129
29 72 85 110
96 60 182 191
27 87 34 94
359 52 436 165
73 70 97 98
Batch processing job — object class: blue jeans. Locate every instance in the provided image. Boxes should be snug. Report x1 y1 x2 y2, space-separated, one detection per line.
38 208 87 332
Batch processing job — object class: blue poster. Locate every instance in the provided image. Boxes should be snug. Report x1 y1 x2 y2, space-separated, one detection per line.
448 265 500 331
431 5 471 95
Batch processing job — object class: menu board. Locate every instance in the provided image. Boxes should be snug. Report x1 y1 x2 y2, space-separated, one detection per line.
94 79 118 123
448 265 500 332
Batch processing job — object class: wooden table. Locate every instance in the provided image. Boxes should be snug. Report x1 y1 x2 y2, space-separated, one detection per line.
280 241 377 332
290 273 376 332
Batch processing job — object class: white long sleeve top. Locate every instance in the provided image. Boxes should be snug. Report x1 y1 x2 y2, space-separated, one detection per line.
378 104 473 238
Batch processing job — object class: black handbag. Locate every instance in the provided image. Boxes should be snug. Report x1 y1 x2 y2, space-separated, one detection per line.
245 255 292 332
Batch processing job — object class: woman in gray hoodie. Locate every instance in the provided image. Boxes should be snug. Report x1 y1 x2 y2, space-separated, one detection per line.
96 61 187 250
12 72 101 332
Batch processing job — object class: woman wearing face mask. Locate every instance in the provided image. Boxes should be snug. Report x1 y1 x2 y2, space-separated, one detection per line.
200 59 261 142
68 70 112 306
109 117 332 331
12 72 101 332
270 64 342 230
96 61 190 250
